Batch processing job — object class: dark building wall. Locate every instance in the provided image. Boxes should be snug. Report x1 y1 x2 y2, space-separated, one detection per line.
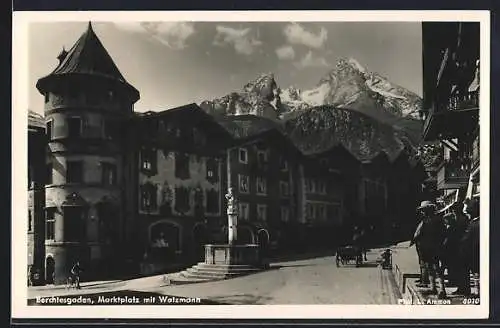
28 126 47 285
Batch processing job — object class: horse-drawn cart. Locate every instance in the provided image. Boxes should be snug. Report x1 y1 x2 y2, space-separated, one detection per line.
336 245 363 267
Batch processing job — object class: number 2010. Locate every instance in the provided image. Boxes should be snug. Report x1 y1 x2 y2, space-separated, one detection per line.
462 298 480 305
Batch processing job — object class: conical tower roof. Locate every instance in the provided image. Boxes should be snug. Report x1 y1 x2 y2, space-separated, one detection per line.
37 22 139 102
51 22 126 81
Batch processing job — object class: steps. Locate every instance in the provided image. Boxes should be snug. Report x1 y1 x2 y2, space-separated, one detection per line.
165 262 263 285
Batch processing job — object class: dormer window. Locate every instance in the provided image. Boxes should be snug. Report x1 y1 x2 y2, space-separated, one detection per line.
44 93 50 104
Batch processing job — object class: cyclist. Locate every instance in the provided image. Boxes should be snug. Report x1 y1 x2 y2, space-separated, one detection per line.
70 261 82 289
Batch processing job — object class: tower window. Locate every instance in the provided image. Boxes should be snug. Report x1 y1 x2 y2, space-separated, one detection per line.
46 120 53 140
67 117 82 138
46 163 53 185
28 210 32 231
45 209 55 241
66 161 83 183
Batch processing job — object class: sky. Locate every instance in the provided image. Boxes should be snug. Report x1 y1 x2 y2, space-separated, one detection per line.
29 21 422 114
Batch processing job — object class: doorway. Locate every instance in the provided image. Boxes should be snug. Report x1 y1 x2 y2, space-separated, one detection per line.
46 256 55 284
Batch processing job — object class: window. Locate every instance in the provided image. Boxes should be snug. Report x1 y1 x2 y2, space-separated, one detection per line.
306 203 315 221
104 119 118 140
140 183 157 211
101 162 117 186
45 209 55 240
328 204 340 224
280 181 289 197
175 128 181 138
141 149 157 173
174 187 190 214
67 117 82 138
64 207 85 241
206 158 219 182
311 180 317 193
304 179 311 193
238 174 249 193
206 189 219 214
257 204 267 221
28 166 33 189
46 163 53 184
281 206 290 222
319 181 327 194
239 148 248 164
318 204 326 221
44 93 50 103
257 150 268 167
256 177 267 195
28 210 32 231
280 157 289 171
46 120 53 140
238 202 249 221
66 161 83 183
175 153 190 179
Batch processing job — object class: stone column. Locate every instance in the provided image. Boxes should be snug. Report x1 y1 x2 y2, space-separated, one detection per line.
225 149 238 245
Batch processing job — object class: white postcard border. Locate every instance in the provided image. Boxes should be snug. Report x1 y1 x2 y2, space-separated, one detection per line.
12 10 491 319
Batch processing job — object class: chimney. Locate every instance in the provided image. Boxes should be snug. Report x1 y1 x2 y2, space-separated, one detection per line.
57 47 68 64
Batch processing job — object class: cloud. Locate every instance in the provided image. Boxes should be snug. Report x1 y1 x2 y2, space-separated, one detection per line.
114 22 195 50
284 23 328 48
213 25 262 56
294 50 330 69
275 45 296 60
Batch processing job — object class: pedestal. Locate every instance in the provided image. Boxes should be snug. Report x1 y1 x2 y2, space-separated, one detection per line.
204 244 263 267
227 213 238 245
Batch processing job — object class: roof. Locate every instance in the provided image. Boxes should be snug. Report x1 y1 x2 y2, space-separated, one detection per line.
214 114 283 140
134 103 235 140
36 22 140 102
28 110 45 129
51 22 126 82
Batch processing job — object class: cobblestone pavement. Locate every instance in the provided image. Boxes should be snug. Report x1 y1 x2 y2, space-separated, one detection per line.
28 249 400 305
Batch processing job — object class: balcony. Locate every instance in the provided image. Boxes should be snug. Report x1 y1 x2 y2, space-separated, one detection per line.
436 159 470 190
422 91 480 141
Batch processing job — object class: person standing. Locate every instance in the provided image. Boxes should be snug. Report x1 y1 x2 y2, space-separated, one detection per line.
456 197 480 295
410 208 429 287
411 200 447 298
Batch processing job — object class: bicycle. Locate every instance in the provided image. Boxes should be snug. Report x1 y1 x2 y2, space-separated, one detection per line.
65 275 80 289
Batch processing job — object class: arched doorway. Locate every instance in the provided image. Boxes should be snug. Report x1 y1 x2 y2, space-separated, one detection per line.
237 226 254 244
46 256 55 284
257 229 270 257
193 223 208 260
149 220 182 261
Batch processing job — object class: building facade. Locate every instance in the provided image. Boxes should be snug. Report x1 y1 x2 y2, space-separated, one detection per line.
421 22 480 214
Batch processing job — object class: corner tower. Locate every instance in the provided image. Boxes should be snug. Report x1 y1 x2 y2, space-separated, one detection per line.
36 22 140 284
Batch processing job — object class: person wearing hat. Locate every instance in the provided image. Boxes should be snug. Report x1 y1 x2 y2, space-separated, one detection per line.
455 197 480 295
410 206 429 287
442 201 471 294
411 200 447 298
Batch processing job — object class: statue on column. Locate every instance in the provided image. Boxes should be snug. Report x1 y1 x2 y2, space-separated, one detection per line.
225 187 238 244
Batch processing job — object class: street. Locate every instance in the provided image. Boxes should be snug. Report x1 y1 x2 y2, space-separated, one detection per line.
28 249 401 305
